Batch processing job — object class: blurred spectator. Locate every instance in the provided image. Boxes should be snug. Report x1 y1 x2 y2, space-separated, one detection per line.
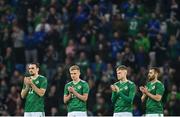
65 39 76 58
147 13 160 45
3 47 14 75
110 31 124 59
153 34 167 66
123 46 135 68
11 26 25 64
76 51 89 75
43 45 59 81
35 18 51 33
45 85 59 115
24 29 38 63
5 86 22 115
134 32 150 53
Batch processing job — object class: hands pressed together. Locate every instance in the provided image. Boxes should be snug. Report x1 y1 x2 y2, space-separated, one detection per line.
139 86 148 94
110 85 120 92
24 77 33 89
68 86 75 93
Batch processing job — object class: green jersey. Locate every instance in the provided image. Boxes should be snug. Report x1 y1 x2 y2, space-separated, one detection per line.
128 18 140 36
64 80 89 112
146 81 165 114
111 80 136 113
23 75 47 112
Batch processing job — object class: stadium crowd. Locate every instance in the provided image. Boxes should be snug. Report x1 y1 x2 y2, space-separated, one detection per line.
0 0 180 116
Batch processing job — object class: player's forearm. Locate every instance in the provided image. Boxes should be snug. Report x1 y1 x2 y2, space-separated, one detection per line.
141 94 147 102
30 83 46 97
118 92 134 103
73 91 88 102
111 92 118 103
64 94 71 104
145 92 161 101
21 87 29 99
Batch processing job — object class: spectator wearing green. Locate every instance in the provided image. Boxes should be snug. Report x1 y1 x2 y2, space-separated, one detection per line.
128 16 141 36
134 32 150 53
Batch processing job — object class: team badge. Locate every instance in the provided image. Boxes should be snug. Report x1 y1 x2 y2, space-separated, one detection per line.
152 86 155 90
78 85 82 89
35 81 39 84
124 86 128 90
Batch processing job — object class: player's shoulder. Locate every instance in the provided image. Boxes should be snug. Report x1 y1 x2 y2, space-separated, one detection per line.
114 81 120 85
66 81 73 85
64 81 72 88
156 80 164 86
38 75 47 80
128 80 135 85
80 80 88 85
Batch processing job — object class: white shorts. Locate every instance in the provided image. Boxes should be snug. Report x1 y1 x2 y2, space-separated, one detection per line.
24 112 45 117
67 111 87 117
145 114 164 117
113 112 133 117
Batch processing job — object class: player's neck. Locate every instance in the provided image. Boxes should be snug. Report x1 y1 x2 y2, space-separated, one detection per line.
150 78 158 83
73 78 80 84
31 74 39 79
120 78 128 82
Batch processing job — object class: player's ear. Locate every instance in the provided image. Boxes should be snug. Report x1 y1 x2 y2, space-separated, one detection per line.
125 70 128 74
37 67 40 72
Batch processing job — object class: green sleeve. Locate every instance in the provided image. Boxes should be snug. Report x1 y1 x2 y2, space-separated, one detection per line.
156 83 165 96
83 82 89 94
111 92 118 104
64 84 69 96
22 83 26 89
40 77 47 89
118 83 136 103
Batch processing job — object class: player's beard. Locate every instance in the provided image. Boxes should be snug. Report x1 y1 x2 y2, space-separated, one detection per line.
148 74 155 81
29 72 35 76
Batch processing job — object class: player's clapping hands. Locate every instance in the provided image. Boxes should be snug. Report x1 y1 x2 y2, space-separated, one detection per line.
68 86 75 93
140 86 148 94
111 85 120 92
24 77 33 87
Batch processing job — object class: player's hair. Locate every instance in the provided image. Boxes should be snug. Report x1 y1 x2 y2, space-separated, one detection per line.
69 65 80 72
149 67 160 74
29 62 40 68
116 65 128 71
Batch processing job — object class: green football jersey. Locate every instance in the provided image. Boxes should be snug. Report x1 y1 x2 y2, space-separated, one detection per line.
111 80 136 113
146 81 165 114
128 18 140 36
23 75 47 112
64 80 89 112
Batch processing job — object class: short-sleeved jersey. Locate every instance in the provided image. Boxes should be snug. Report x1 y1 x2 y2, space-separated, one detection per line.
146 81 165 114
111 80 136 113
23 75 47 112
64 80 89 112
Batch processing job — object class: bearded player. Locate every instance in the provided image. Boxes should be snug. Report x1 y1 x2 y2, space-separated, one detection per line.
21 63 47 117
140 67 165 117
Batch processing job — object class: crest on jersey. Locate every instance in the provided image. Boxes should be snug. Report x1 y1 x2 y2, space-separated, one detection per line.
35 81 39 84
78 85 82 89
152 85 155 90
124 86 128 90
